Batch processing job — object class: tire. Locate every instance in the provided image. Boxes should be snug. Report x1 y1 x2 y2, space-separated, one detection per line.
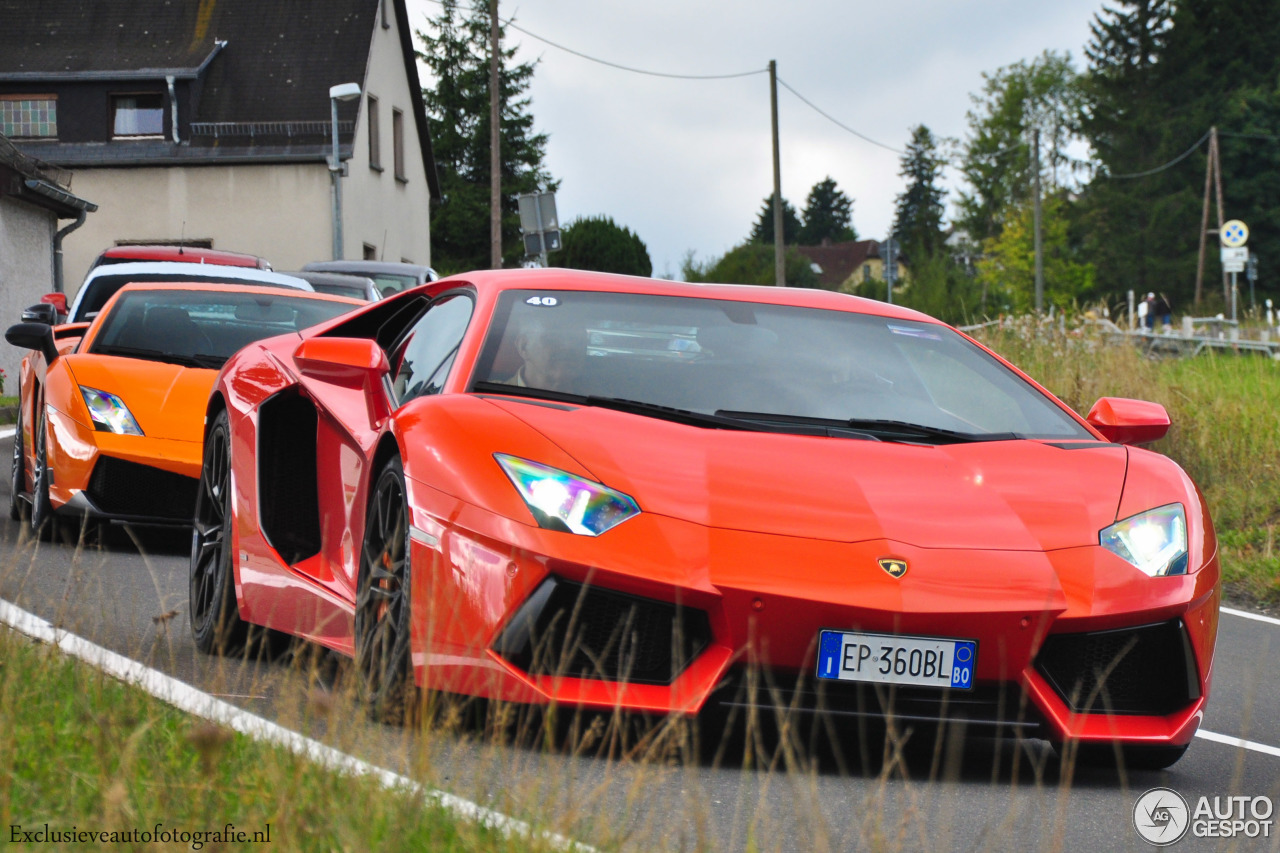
189 409 247 654
355 455 414 723
30 402 52 535
9 405 25 521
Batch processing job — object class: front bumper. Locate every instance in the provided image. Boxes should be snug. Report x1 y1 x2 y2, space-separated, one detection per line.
46 405 201 525
404 492 1220 748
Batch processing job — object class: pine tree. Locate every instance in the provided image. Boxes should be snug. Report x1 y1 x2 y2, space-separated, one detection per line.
1078 0 1180 301
893 126 948 257
748 193 802 245
417 1 557 273
797 177 856 245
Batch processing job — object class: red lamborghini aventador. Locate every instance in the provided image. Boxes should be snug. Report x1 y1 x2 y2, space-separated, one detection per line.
190 269 1218 768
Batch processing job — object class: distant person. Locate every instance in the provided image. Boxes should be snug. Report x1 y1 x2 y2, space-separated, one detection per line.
1146 294 1167 330
1153 292 1173 330
1137 294 1150 331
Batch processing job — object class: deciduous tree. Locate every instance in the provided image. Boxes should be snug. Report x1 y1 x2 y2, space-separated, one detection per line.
550 216 653 277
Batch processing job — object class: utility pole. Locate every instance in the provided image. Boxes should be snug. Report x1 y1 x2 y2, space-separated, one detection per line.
1213 127 1227 307
1194 127 1226 307
489 0 502 269
1033 127 1044 313
769 60 785 287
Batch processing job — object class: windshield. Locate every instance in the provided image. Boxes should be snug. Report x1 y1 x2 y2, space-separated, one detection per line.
89 290 356 368
370 273 419 298
471 290 1091 441
73 273 298 322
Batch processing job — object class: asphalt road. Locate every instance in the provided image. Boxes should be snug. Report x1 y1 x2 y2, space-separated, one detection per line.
2 429 1279 852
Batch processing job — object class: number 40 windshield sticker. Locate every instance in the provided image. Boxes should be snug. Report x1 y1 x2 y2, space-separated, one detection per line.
526 296 559 307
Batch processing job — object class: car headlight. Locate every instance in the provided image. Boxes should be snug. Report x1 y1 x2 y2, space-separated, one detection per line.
79 386 144 435
1100 503 1188 577
495 454 640 536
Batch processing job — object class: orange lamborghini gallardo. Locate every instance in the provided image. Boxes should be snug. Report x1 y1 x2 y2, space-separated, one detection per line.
5 283 359 532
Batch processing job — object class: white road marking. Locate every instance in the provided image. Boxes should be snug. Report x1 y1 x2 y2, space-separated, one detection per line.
1222 606 1280 628
0 598 594 852
0 426 15 439
1196 729 1280 759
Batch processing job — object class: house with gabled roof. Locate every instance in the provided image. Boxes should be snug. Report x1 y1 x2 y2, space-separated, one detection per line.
794 239 908 292
0 0 440 287
0 132 96 382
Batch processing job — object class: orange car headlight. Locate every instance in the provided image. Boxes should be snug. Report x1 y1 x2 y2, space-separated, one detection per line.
79 386 145 436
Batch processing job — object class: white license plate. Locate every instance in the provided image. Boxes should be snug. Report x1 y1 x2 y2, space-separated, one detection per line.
816 630 977 689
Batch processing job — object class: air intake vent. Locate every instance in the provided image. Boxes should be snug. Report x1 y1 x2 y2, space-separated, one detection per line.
1034 619 1199 716
495 577 711 685
87 456 198 521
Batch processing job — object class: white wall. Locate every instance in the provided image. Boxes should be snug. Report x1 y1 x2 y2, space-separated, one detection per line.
59 162 333 288
343 0 434 266
0 196 56 392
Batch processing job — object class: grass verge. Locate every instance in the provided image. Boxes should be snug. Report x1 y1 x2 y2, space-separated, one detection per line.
0 627 565 853
976 321 1280 608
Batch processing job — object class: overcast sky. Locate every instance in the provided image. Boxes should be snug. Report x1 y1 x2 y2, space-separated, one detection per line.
407 0 1107 277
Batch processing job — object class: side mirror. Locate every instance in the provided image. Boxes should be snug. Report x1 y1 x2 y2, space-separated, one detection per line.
294 336 389 382
5 322 60 365
21 303 58 325
293 336 392 425
1086 397 1170 445
40 292 68 317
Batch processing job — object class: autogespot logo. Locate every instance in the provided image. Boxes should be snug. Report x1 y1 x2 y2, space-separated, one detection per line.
1134 787 1190 846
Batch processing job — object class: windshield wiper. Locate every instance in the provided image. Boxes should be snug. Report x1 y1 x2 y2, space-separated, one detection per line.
190 353 228 368
715 410 1018 444
472 381 759 430
92 345 207 368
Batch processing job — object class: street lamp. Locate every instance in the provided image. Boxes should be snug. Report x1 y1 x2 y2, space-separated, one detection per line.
329 82 361 260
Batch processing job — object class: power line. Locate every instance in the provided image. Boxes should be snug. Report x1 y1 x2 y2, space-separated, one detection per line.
1102 129 1211 179
419 0 766 79
503 19 768 80
417 0 902 154
775 77 903 155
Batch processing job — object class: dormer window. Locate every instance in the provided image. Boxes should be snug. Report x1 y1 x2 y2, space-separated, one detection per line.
0 95 57 138
111 94 164 137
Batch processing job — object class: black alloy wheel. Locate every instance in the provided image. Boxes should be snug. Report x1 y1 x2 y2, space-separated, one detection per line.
189 409 247 654
9 405 25 521
30 402 51 534
355 455 414 723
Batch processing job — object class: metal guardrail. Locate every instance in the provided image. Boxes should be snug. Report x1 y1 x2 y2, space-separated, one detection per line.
189 121 353 138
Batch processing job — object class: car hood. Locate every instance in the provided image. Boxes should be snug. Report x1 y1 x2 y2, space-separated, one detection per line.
490 399 1127 551
63 355 216 442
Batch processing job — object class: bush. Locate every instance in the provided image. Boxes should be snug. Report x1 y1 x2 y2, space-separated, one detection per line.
550 215 652 277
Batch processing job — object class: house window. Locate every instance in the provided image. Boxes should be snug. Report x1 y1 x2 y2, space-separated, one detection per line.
363 243 378 260
367 95 381 170
112 94 164 137
862 264 871 282
0 95 57 138
392 108 406 181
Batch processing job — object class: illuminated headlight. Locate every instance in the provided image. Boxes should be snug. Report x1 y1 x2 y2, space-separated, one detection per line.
1100 503 1188 577
496 454 640 536
79 386 144 436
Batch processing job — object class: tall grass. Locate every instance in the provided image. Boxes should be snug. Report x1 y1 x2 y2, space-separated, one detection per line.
976 320 1280 603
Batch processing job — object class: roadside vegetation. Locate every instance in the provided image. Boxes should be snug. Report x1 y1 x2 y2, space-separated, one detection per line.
0 627 570 853
976 320 1280 607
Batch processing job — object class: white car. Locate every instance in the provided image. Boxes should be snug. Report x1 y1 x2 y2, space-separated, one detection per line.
65 262 313 323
